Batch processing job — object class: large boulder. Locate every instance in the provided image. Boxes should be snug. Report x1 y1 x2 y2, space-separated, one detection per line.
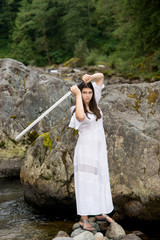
21 79 160 220
0 58 72 177
103 82 160 220
1 58 160 220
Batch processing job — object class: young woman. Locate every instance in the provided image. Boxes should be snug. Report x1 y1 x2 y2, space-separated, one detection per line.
69 73 114 231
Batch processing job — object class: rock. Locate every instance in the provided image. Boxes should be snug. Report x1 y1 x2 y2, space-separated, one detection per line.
72 222 81 231
71 228 86 237
73 231 94 240
120 233 142 240
52 238 72 240
1 58 160 220
89 217 96 223
97 221 108 231
94 232 104 240
106 222 126 239
0 58 73 178
131 231 144 237
71 221 99 237
55 230 70 238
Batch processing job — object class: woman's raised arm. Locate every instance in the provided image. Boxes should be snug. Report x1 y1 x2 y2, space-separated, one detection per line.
70 85 85 121
82 73 104 86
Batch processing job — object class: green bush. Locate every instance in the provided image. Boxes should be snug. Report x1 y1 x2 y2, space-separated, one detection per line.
85 49 108 66
74 39 89 66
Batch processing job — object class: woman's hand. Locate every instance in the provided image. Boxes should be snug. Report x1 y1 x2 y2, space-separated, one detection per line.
82 73 104 86
82 74 92 83
70 85 81 96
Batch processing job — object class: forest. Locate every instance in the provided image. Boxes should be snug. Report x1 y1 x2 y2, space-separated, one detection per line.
0 0 160 78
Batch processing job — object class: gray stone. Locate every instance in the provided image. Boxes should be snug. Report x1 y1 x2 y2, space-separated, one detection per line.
52 238 73 240
72 222 81 231
106 222 126 240
120 233 142 240
71 228 86 238
94 232 104 240
73 231 94 240
54 231 70 238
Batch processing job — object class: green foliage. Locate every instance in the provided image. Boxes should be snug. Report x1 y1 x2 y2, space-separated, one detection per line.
0 0 160 77
85 49 108 66
74 39 89 66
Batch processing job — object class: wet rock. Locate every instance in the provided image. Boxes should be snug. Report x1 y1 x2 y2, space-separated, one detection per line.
52 238 72 240
55 230 70 238
120 233 142 240
106 222 126 239
72 222 81 231
71 228 85 237
95 232 104 240
73 231 94 240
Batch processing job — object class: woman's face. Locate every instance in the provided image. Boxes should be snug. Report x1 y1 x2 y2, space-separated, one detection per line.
81 87 93 104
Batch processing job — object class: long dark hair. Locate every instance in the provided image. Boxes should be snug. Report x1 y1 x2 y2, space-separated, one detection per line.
73 82 101 121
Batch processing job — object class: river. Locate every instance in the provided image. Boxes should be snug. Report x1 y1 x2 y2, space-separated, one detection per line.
0 177 74 240
0 177 159 240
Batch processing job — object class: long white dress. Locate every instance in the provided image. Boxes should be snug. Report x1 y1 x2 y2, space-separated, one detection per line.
69 82 114 216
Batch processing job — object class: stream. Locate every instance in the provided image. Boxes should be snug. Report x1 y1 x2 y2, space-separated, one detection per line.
0 177 73 240
0 177 159 240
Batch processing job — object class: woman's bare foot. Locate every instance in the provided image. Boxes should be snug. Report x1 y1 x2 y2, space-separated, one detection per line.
79 217 95 231
96 214 114 223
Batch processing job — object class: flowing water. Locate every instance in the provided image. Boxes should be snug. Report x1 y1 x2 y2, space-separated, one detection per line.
0 177 159 240
0 177 74 240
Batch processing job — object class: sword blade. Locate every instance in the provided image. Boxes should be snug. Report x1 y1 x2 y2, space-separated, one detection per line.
15 91 72 140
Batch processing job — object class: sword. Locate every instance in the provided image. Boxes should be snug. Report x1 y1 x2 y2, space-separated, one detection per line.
15 82 83 141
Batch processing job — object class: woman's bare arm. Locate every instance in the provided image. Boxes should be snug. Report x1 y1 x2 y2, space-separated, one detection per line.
70 85 85 121
82 73 104 86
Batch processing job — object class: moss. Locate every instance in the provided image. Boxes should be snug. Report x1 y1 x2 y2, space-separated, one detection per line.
56 135 59 141
10 115 16 119
153 75 160 81
71 128 78 136
128 94 136 99
0 141 5 148
126 73 140 80
27 130 39 144
147 90 159 104
128 93 142 112
0 140 26 158
63 57 80 67
23 78 25 89
40 132 52 151
132 102 140 113
64 78 72 81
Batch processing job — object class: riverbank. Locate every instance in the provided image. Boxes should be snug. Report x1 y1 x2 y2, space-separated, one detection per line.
0 177 159 240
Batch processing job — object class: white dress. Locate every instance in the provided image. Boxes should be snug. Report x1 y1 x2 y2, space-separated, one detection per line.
69 82 114 216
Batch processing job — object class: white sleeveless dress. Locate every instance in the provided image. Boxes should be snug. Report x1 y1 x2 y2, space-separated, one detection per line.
69 82 114 215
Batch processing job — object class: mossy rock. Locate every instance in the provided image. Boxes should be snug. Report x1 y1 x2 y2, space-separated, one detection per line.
40 132 53 151
125 73 140 80
153 75 160 81
86 66 100 73
10 115 16 119
147 90 159 104
63 58 81 68
27 130 39 144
